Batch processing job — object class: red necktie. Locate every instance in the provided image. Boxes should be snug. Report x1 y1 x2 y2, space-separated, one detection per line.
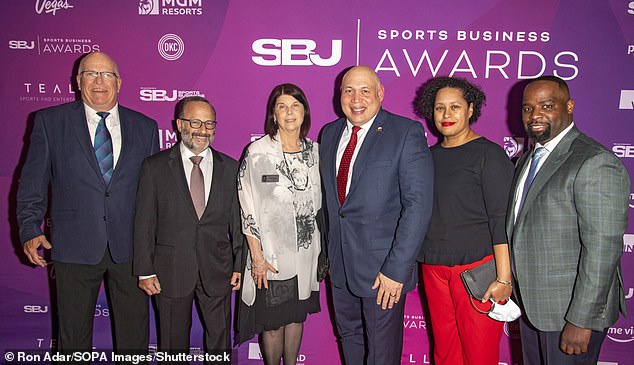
337 126 361 204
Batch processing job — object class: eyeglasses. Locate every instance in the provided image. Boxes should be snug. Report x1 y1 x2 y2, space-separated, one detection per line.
180 118 217 130
80 71 119 80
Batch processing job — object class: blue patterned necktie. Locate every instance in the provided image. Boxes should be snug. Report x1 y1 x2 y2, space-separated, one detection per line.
94 112 113 185
516 146 547 218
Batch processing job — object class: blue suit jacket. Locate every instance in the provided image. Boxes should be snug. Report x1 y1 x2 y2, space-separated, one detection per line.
320 109 433 297
17 100 159 265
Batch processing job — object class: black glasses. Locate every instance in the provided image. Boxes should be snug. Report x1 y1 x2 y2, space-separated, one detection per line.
80 71 119 80
180 118 217 130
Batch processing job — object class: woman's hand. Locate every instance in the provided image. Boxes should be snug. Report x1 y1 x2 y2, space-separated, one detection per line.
251 257 278 290
482 279 512 303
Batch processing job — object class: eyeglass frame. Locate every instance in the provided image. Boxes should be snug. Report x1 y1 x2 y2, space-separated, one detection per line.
179 118 218 130
80 71 119 80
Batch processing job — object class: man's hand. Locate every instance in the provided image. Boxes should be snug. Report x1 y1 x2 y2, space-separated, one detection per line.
138 276 161 296
372 272 404 310
560 322 592 355
231 272 241 291
23 235 52 267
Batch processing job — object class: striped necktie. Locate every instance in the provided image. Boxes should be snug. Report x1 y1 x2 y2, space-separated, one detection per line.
94 112 113 185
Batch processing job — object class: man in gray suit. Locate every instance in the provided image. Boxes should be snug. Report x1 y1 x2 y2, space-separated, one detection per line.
507 75 629 364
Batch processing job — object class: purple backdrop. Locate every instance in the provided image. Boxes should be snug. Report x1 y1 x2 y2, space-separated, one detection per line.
1 1 633 364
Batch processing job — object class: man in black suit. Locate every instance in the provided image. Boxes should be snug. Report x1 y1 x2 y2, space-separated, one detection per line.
17 52 159 353
133 96 242 357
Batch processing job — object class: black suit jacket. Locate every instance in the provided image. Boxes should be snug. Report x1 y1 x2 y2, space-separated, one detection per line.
133 144 243 297
17 100 159 264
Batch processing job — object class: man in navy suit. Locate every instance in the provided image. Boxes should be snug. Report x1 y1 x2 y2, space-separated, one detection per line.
17 52 159 354
320 66 433 364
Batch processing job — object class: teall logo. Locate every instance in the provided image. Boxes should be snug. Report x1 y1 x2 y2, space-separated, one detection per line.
139 0 159 14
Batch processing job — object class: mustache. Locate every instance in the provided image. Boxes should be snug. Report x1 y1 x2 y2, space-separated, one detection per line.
191 132 211 138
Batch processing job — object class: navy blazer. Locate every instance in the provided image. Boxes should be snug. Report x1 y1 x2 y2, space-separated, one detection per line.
17 100 159 264
320 109 434 297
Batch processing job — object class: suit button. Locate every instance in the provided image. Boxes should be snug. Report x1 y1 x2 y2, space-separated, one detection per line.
102 216 106 221
339 212 344 218
105 192 110 197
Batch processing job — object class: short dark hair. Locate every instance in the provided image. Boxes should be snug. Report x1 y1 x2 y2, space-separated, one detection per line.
176 96 216 119
526 75 570 99
264 83 311 139
414 76 486 125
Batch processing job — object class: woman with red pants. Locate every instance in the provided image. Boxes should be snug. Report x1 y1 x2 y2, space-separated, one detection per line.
415 76 514 365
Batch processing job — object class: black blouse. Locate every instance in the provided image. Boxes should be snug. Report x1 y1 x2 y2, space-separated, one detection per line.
417 137 514 266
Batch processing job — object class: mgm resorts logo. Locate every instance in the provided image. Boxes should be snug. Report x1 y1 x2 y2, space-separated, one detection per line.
139 0 202 15
503 136 527 159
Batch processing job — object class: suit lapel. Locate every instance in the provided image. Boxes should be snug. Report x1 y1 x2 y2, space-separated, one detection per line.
347 110 386 198
203 148 225 218
69 101 103 183
113 106 133 182
168 144 200 219
507 151 531 236
515 127 580 224
329 120 346 205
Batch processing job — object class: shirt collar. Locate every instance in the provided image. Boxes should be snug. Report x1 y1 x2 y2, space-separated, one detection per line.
179 142 211 161
84 102 120 126
345 113 378 133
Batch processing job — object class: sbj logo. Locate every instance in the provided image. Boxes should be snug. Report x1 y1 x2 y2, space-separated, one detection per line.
252 39 342 66
139 0 159 14
9 40 35 50
619 90 634 110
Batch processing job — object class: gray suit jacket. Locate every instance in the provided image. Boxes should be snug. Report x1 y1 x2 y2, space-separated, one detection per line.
507 125 629 332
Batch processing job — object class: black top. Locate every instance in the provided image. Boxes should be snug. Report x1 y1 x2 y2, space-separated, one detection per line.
417 137 514 266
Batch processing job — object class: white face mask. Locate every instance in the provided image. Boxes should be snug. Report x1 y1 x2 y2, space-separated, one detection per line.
488 298 522 322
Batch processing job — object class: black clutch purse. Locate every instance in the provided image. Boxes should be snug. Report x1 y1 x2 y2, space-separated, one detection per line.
460 259 496 313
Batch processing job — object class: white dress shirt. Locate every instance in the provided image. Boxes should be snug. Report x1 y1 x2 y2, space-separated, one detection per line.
335 115 377 196
84 103 122 169
513 122 575 221
179 142 214 204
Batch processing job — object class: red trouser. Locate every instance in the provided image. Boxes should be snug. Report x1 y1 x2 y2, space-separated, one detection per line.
421 255 503 365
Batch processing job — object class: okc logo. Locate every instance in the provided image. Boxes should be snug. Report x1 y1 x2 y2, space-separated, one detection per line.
139 0 159 15
158 34 184 61
503 136 521 158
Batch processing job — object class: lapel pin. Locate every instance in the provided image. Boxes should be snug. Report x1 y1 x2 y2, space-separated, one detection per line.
376 126 383 132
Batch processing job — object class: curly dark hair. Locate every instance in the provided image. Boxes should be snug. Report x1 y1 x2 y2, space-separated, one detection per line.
414 76 486 125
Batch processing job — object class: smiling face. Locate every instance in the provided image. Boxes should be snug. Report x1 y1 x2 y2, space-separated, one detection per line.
77 52 121 112
522 80 574 144
274 94 304 136
177 101 216 155
433 87 474 141
340 66 384 126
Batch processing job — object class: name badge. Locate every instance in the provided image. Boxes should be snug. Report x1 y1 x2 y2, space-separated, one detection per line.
261 174 279 183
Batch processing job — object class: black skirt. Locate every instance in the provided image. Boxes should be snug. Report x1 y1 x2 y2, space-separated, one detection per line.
236 276 320 345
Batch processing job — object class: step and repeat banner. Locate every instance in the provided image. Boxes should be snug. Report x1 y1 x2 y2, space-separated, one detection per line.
1 0 633 364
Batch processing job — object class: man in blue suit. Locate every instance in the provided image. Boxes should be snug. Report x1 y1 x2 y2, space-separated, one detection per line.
320 66 433 364
17 52 159 354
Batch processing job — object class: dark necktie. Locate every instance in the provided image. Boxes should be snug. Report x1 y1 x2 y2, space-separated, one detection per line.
94 112 113 185
516 146 547 218
337 126 361 205
190 156 205 219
